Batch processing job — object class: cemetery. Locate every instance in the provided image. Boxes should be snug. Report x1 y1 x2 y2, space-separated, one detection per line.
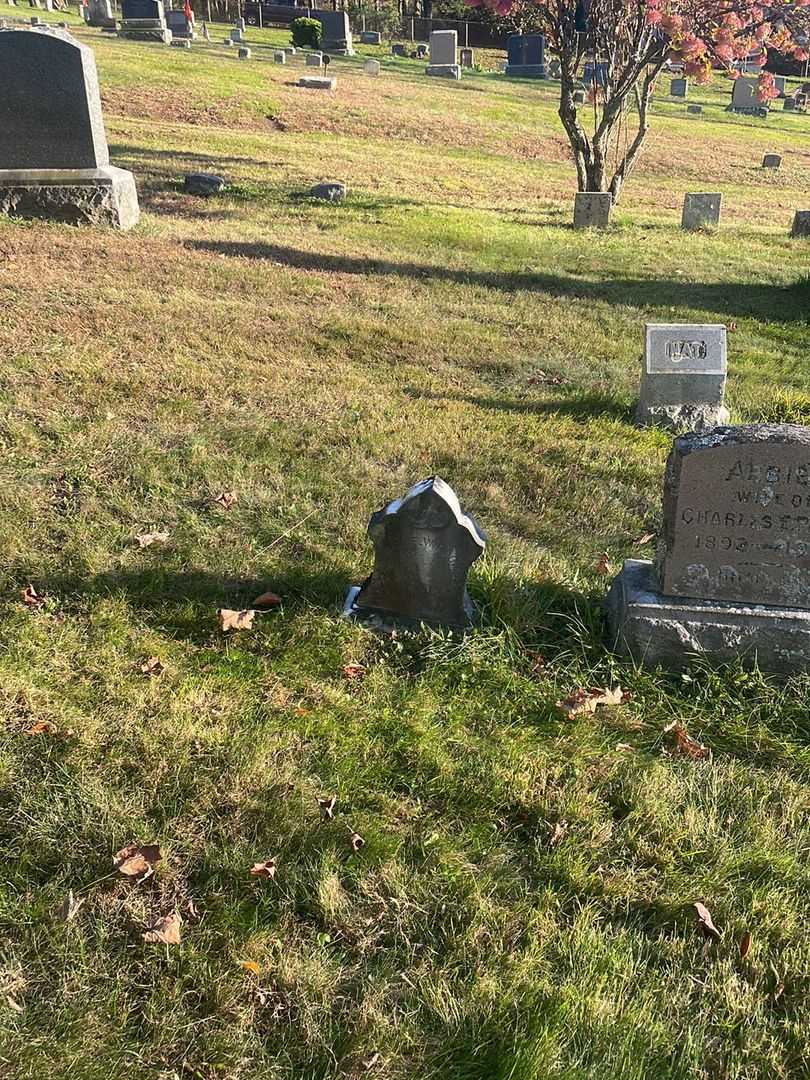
1 4 810 1078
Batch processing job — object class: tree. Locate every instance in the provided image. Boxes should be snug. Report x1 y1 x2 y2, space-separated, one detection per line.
465 0 810 201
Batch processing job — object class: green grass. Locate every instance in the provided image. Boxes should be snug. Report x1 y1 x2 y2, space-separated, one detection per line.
2 16 810 1080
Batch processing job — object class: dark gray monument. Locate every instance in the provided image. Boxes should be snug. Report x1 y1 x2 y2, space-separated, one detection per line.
606 425 810 672
165 9 193 39
505 33 545 78
0 29 139 229
344 476 486 630
313 10 353 55
84 0 115 27
120 0 171 42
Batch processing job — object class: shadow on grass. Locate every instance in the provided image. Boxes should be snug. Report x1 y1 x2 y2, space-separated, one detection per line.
185 240 810 320
404 386 634 423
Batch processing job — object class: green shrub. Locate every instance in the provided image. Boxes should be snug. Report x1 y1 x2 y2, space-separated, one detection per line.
290 16 322 49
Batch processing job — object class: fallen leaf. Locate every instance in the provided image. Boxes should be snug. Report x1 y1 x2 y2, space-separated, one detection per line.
664 721 710 760
218 608 255 632
250 858 277 880
135 531 169 548
239 960 260 976
728 320 738 332
595 552 611 576
739 930 752 960
143 910 182 945
58 890 85 923
342 663 366 680
694 901 721 941
350 831 365 852
25 720 58 736
526 649 545 674
113 843 162 879
21 584 45 607
5 996 23 1014
140 656 164 677
251 590 282 610
214 490 237 509
616 742 634 752
184 897 200 920
549 821 567 848
318 795 337 821
556 686 630 719
634 532 656 546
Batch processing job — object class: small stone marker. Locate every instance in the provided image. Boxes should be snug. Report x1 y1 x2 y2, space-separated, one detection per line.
687 103 702 115
606 424 810 672
238 45 250 58
773 75 786 96
344 476 486 630
426 29 460 79
573 88 586 106
391 43 406 56
84 0 115 26
670 77 687 96
223 37 232 45
298 75 336 90
284 46 295 55
636 323 729 432
504 31 545 77
305 51 323 67
309 181 345 201
273 49 285 63
314 10 353 54
363 58 380 75
573 191 611 229
682 192 721 230
762 153 781 168
359 30 380 45
459 46 473 67
171 37 190 47
229 27 242 42
184 172 224 195
0 29 139 229
790 210 810 237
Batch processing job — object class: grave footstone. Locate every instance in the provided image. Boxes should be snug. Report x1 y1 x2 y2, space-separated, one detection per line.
459 46 473 67
682 192 721 230
120 0 171 42
185 172 224 195
573 88 586 105
573 191 611 228
606 425 810 672
687 103 702 115
298 75 335 90
790 210 810 237
636 323 729 432
363 57 380 75
238 45 250 58
359 30 380 44
310 181 345 201
762 153 781 168
273 49 285 63
305 51 323 67
313 10 353 54
670 77 687 97
171 37 190 47
504 32 545 77
426 29 459 79
0 28 139 228
344 476 486 631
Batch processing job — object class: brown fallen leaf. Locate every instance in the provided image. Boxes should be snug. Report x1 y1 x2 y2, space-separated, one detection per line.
114 843 162 879
664 721 710 760
214 490 237 510
349 831 365 853
694 901 721 941
342 663 366 680
143 910 182 945
58 890 85 923
595 552 611 576
728 320 738 332
21 584 45 608
140 656 164 677
251 590 282 610
556 686 630 719
549 821 567 848
25 720 58 736
250 858 277 880
5 995 23 1014
318 795 337 821
239 960 260 976
218 608 255 632
526 649 546 674
634 532 656 546
739 930 752 960
134 531 169 548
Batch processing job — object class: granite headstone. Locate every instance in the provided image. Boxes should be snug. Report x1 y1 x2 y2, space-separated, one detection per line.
573 191 611 228
682 192 721 230
636 323 729 432
504 32 544 77
426 29 459 79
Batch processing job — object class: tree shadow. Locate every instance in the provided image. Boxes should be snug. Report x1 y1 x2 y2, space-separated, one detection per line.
184 240 810 321
404 386 634 423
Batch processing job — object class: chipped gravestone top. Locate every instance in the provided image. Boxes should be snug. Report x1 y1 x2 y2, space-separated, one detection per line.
636 324 728 432
347 476 486 629
658 425 810 608
0 29 109 169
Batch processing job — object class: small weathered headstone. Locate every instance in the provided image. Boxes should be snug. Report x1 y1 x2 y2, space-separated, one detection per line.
783 96 797 112
573 88 586 106
363 58 380 75
459 46 473 67
606 424 810 672
284 46 295 54
426 29 459 79
305 51 323 67
359 30 380 45
762 153 781 168
298 75 336 90
223 36 232 45
636 323 729 432
681 192 721 230
229 26 243 42
184 172 225 195
504 31 545 77
414 42 427 58
344 476 486 630
29 13 38 22
273 49 285 63
309 181 345 201
669 77 687 97
390 42 406 56
548 58 561 79
573 191 611 229
790 210 810 237
171 37 190 47
238 45 250 58
686 103 702 115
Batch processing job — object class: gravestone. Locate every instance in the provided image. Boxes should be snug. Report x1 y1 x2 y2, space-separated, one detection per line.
573 191 611 228
234 15 244 29
298 75 335 90
790 210 810 237
583 60 608 86
636 323 729 432
0 29 139 228
363 57 380 75
201 21 209 40
573 88 586 105
165 9 193 39
238 45 250 58
359 30 380 44
504 32 544 78
606 425 810 672
670 77 687 96
730 75 767 115
223 36 232 45
313 10 353 54
682 192 721 230
185 172 224 195
171 37 190 47
762 153 781 168
120 0 170 42
84 0 115 27
459 46 473 67
391 42 405 56
229 27 242 42
305 51 323 67
783 96 796 112
273 49 285 63
414 42 427 58
344 476 486 630
773 75 786 96
310 181 345 201
426 29 459 79
687 103 702 115
547 58 561 78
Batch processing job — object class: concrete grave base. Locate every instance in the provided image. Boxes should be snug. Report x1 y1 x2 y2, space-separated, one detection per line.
120 26 172 41
298 76 336 90
0 166 139 230
425 63 460 79
606 559 810 674
504 64 546 77
342 585 477 635
636 401 730 432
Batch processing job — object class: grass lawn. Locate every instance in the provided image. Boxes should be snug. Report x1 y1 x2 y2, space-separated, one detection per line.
2 14 810 1080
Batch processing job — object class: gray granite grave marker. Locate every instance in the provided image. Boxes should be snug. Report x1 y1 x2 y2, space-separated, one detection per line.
426 29 459 79
682 192 721 230
298 75 335 90
344 476 485 630
762 153 781 168
305 51 323 67
359 30 380 44
314 10 353 54
636 323 729 432
670 77 687 96
504 32 544 77
573 191 611 228
791 210 810 237
120 0 170 42
363 57 380 75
